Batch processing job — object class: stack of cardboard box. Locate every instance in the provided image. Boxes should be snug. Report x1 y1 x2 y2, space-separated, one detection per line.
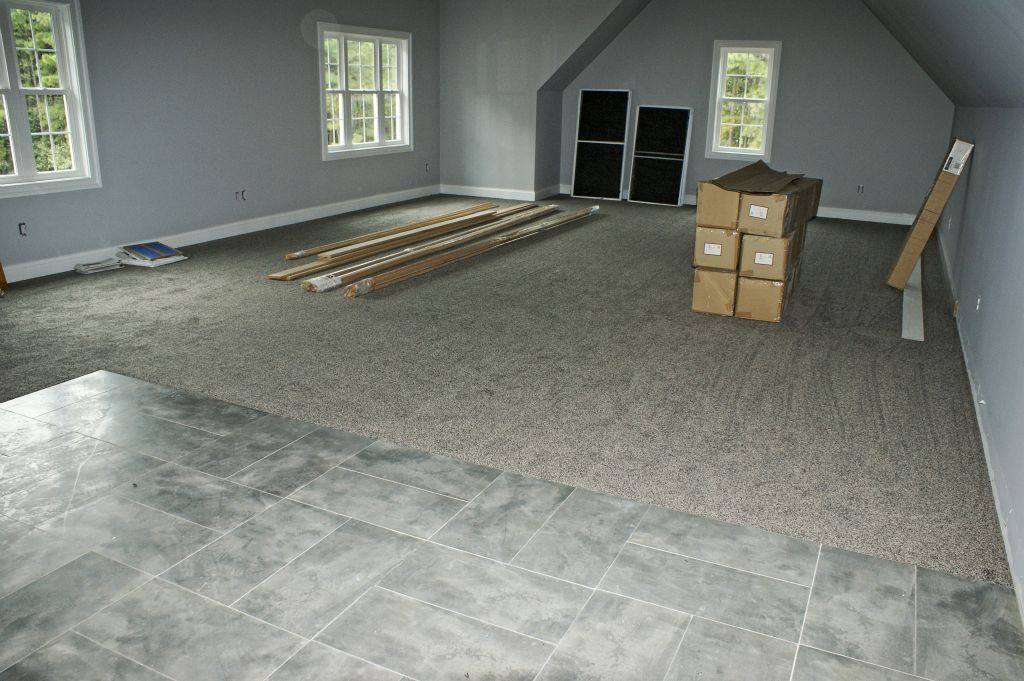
691 162 822 322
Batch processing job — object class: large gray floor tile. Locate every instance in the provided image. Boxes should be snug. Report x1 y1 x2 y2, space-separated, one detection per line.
916 568 1024 681
380 542 590 642
136 390 266 436
290 467 463 538
600 543 808 641
0 552 147 672
792 646 919 681
40 496 220 574
431 472 574 562
0 631 167 681
116 464 277 531
268 642 402 681
340 440 500 500
0 516 90 598
512 489 647 585
236 520 421 637
319 587 552 681
231 428 374 497
632 506 820 585
77 579 303 681
35 393 223 461
802 547 915 672
164 499 345 604
175 415 317 478
0 410 67 457
665 617 795 681
0 433 120 494
0 371 143 418
0 447 164 527
536 590 690 681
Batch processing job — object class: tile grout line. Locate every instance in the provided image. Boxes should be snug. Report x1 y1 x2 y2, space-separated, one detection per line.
508 488 576 564
801 644 935 681
913 564 918 676
282 440 381 504
229 517 352 608
659 612 693 681
424 473 502 542
375 584 558 645
55 436 104 531
111 494 230 534
529 588 599 681
788 543 822 681
71 630 179 681
222 426 324 479
335 464 475 502
626 539 813 587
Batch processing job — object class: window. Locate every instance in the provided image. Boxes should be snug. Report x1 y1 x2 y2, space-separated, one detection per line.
706 41 781 161
0 0 99 198
318 23 411 160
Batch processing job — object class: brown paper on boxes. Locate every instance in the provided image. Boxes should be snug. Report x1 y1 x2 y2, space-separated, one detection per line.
691 268 737 316
696 161 805 230
738 177 823 237
694 227 741 270
887 139 974 290
739 232 794 281
735 276 788 322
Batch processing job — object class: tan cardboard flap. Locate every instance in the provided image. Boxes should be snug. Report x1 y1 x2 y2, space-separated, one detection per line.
710 161 804 193
697 182 742 229
691 268 737 316
739 233 793 280
735 276 786 322
694 227 741 270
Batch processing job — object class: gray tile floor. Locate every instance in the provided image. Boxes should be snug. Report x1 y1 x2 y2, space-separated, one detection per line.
1 371 1022 681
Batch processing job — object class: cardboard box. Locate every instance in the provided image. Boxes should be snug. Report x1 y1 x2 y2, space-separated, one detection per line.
738 177 822 237
739 232 795 281
887 139 974 290
696 182 741 229
691 268 737 316
693 226 741 270
735 275 790 323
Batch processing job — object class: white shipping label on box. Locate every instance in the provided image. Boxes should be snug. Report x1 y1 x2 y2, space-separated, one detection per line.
754 252 774 266
748 205 769 220
703 243 723 256
944 139 975 176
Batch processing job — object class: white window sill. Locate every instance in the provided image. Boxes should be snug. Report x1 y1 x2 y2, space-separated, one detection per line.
323 143 413 161
706 148 769 162
0 175 102 200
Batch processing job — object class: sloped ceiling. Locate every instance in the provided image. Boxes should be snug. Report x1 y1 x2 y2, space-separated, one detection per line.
862 0 1024 107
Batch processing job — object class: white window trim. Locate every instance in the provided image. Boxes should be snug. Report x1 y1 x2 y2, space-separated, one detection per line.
0 0 100 199
705 40 781 162
317 22 412 161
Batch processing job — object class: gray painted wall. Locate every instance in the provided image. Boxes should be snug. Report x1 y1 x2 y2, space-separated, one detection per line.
438 0 621 194
942 107 1024 602
1 0 440 268
557 0 954 213
863 0 1024 108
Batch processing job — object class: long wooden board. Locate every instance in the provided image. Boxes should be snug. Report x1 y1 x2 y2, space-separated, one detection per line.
302 205 559 292
341 206 599 298
268 210 499 281
283 202 497 260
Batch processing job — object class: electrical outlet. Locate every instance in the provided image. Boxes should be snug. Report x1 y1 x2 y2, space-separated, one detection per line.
17 222 27 236
425 162 430 173
976 296 982 311
234 189 249 201
856 184 865 194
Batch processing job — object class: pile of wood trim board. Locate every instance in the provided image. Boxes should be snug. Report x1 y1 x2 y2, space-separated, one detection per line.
691 162 822 322
270 202 598 297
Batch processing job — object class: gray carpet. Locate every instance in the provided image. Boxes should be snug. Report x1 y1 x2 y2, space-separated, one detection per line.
0 194 1008 585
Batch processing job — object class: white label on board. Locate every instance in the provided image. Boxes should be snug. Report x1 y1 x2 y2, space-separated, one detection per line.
703 243 723 256
754 252 774 266
944 139 975 176
748 205 769 219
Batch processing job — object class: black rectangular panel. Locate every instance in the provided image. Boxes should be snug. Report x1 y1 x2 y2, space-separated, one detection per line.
634 107 690 157
629 157 684 205
573 142 625 199
576 90 630 143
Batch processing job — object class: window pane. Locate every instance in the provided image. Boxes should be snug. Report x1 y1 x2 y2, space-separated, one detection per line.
740 125 763 150
26 94 46 133
346 39 375 90
26 94 74 172
0 99 13 176
33 134 53 171
383 92 399 141
726 51 768 77
12 9 62 89
325 93 342 146
32 10 54 49
381 42 398 90
47 95 68 131
743 76 766 99
11 8 32 47
17 48 38 88
323 37 341 90
719 124 740 148
52 132 72 170
350 93 376 144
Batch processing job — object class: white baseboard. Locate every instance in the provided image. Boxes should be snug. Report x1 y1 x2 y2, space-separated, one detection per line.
440 184 537 202
5 184 441 283
560 184 572 195
534 184 563 200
